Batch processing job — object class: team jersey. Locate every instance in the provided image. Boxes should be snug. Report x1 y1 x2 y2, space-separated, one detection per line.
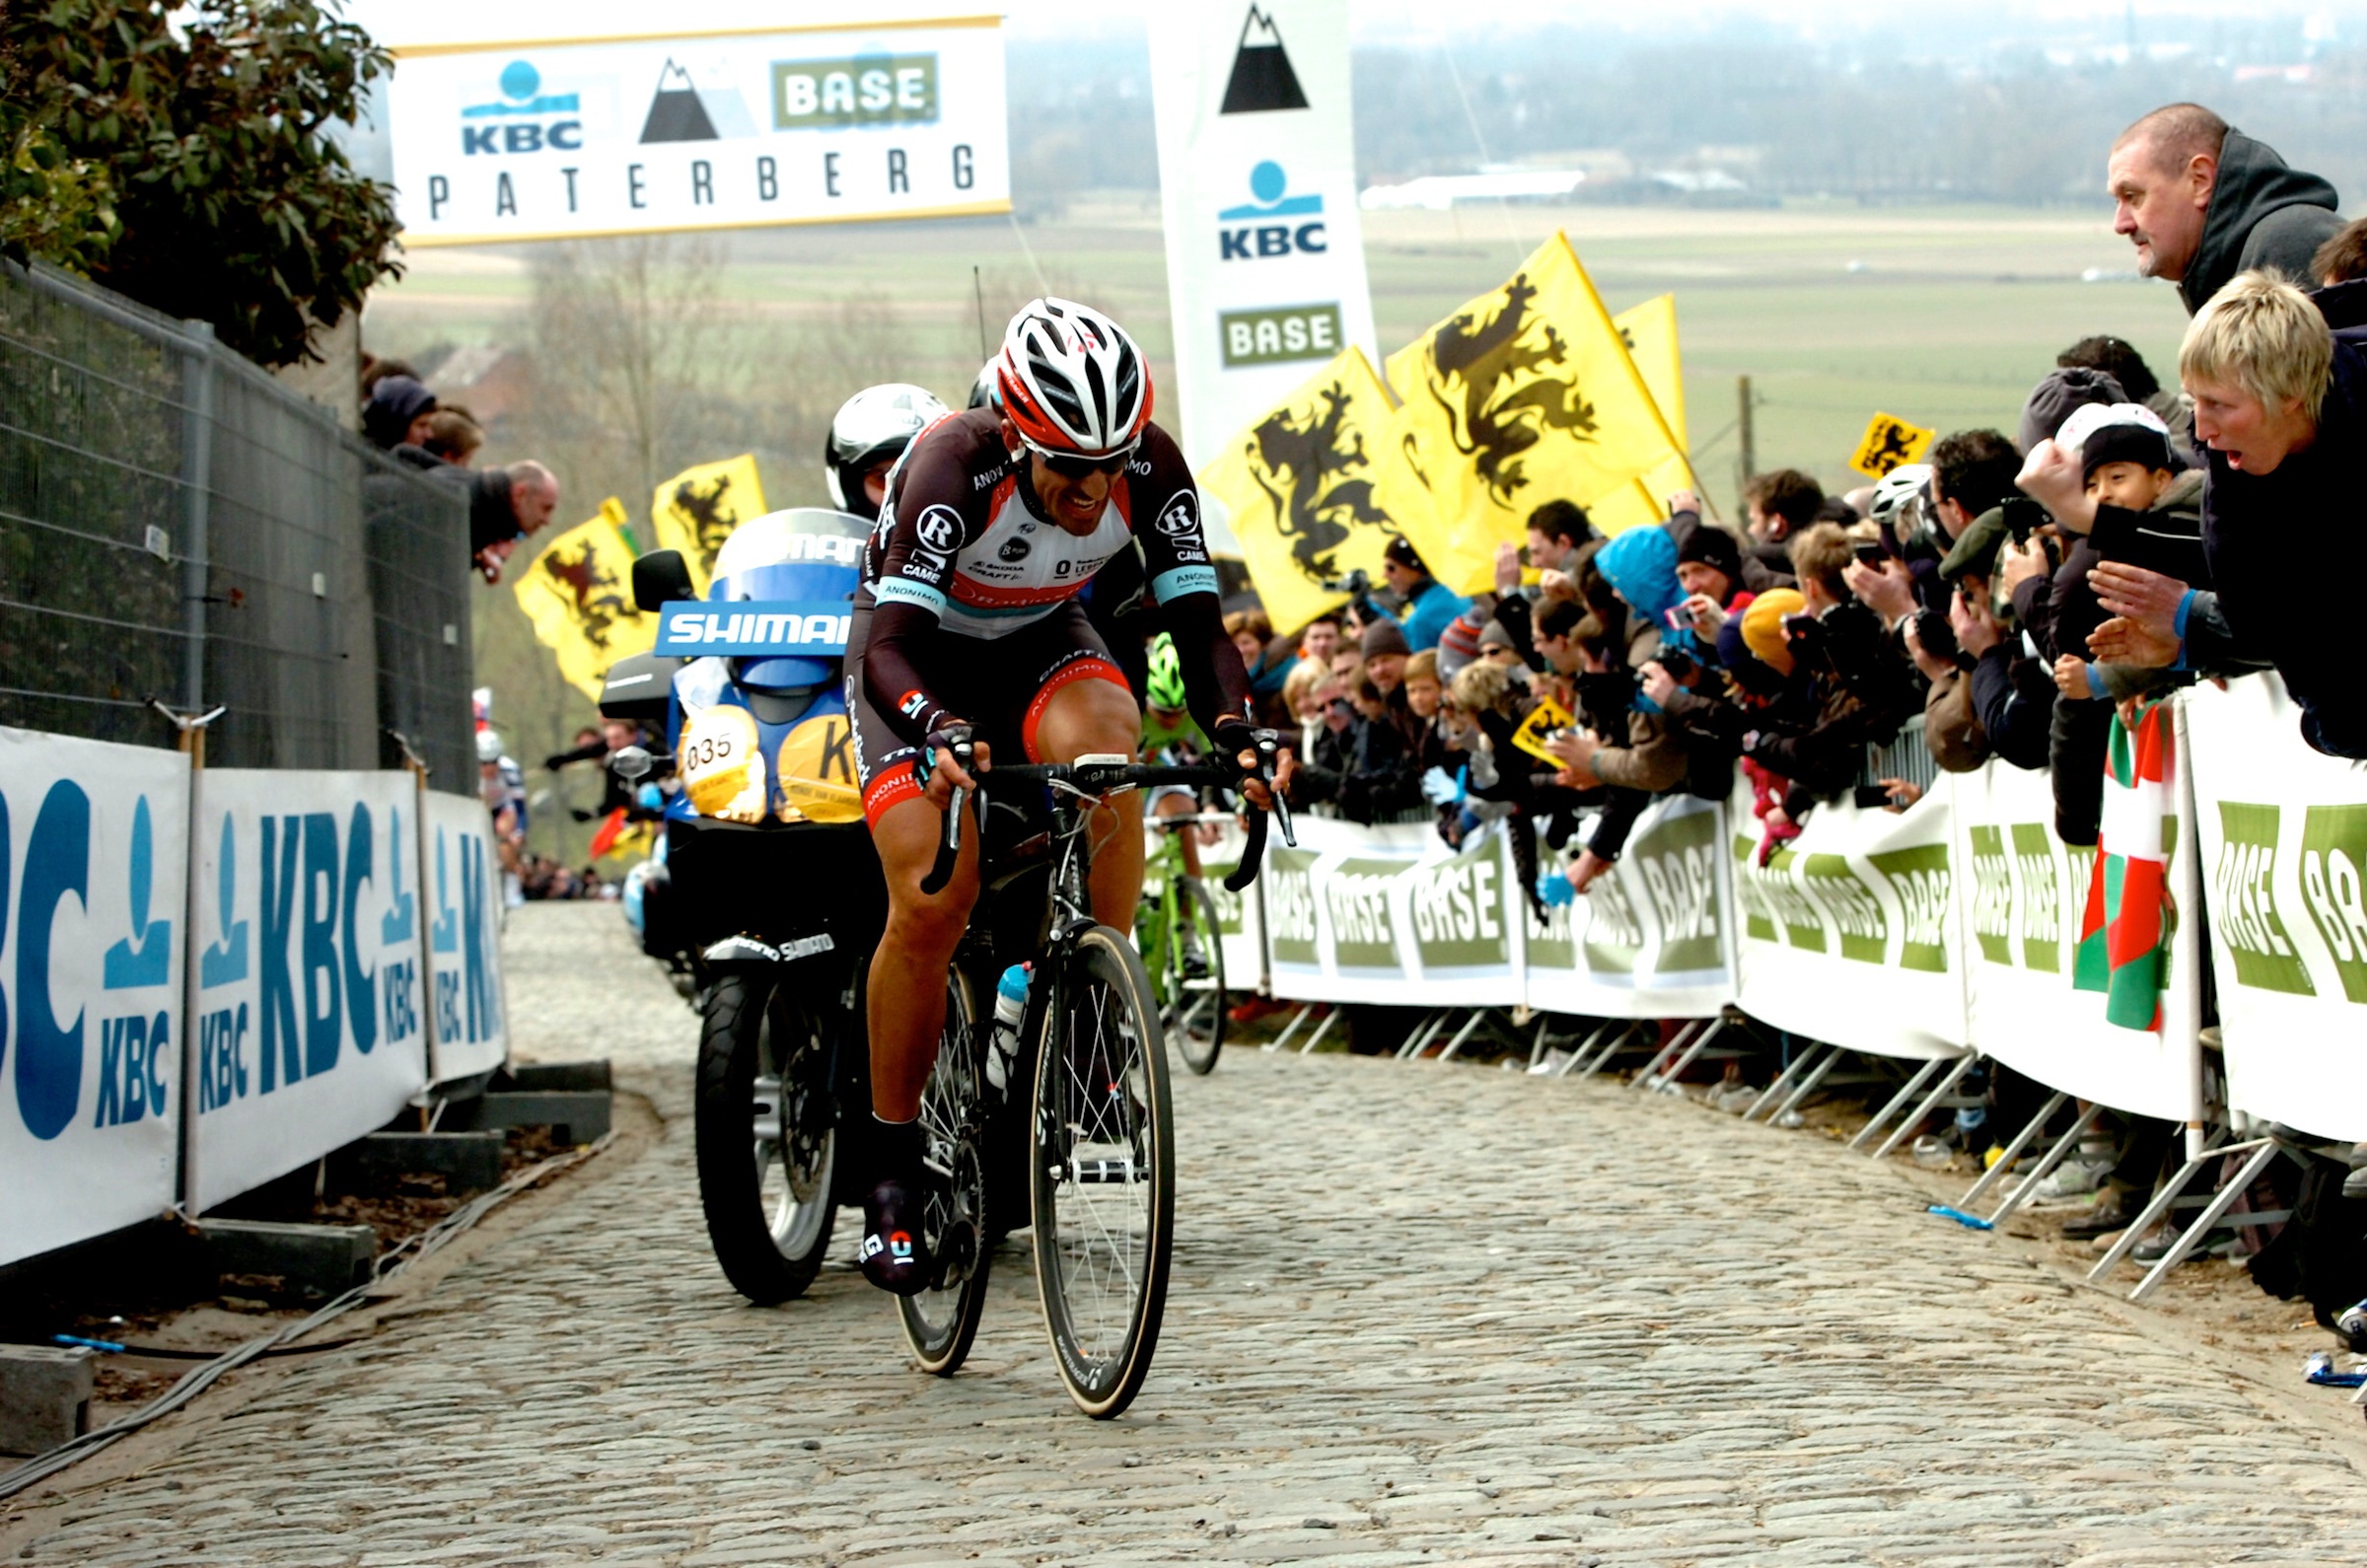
862 408 1217 639
856 407 1250 749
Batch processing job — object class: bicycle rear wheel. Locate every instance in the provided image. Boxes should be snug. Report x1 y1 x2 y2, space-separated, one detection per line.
1167 879 1227 1076
897 968 992 1375
1030 926 1175 1418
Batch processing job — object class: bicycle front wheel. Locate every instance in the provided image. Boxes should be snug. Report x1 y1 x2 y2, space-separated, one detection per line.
1030 926 1176 1418
1168 879 1227 1076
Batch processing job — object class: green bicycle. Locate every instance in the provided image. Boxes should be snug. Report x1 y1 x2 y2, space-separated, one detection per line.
1137 810 1231 1076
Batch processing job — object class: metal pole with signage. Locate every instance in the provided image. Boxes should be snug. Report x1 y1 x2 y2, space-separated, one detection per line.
1149 2 1379 475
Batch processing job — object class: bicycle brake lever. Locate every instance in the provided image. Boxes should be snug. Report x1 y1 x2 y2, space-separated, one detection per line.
1254 730 1296 848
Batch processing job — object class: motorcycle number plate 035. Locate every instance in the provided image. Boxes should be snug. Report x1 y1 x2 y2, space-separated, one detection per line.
681 703 767 822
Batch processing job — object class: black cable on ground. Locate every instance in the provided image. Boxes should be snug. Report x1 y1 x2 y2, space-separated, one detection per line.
0 1135 614 1502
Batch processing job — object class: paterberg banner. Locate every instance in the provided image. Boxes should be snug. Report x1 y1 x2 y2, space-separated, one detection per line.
1150 1 1380 478
385 17 1011 245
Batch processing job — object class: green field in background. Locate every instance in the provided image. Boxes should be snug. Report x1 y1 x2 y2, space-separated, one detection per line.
369 198 2189 517
371 200 2193 863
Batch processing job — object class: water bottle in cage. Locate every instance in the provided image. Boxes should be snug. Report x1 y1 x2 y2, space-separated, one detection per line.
986 962 1031 1093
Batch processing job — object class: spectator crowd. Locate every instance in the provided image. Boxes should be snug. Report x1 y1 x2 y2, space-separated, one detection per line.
358 355 560 586
1229 104 2367 1308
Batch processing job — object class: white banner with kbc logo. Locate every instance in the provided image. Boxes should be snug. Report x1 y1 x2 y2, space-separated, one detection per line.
385 18 1011 246
188 771 432 1212
1150 0 1380 478
421 789 511 1085
0 731 189 1266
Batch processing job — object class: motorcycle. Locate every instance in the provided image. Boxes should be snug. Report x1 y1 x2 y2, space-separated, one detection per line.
597 507 887 1304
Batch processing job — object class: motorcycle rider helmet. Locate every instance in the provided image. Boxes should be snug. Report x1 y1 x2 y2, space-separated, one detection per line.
825 383 949 521
1144 632 1187 712
706 508 868 715
996 298 1152 460
967 360 1000 411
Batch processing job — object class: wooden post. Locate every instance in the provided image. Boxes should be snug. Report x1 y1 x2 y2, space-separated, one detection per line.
1736 374 1757 498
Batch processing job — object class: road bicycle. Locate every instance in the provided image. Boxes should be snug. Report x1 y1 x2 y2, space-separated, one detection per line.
1136 810 1235 1076
899 738 1279 1417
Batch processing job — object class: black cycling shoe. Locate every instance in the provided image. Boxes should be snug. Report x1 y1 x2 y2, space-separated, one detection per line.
858 1177 934 1297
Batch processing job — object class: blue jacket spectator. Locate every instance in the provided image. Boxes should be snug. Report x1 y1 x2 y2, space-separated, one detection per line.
1381 535 1471 652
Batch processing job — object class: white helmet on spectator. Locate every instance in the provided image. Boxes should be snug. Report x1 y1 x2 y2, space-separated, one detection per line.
825 384 949 522
996 298 1152 460
1868 463 1932 530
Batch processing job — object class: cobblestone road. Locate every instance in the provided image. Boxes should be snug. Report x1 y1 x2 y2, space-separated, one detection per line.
9 903 2364 1566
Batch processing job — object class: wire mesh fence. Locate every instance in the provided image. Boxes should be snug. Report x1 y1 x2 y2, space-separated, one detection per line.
0 261 475 792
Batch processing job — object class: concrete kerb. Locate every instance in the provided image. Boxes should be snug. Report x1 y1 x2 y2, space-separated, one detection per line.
0 1348 94 1457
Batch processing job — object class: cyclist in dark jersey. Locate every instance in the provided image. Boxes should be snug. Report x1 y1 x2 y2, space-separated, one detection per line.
844 298 1273 1294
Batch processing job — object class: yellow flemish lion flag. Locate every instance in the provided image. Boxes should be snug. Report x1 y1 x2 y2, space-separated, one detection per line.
512 497 658 702
1198 347 1425 637
652 455 767 593
1588 294 1703 536
1383 233 1690 591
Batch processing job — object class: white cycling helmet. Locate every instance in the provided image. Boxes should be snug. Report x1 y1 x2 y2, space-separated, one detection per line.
1868 463 1932 528
825 383 949 521
996 297 1152 460
967 359 1000 411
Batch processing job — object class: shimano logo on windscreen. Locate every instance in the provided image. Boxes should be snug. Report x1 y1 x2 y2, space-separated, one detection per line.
656 602 851 656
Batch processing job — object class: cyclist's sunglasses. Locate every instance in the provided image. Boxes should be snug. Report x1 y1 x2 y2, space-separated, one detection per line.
1026 440 1137 480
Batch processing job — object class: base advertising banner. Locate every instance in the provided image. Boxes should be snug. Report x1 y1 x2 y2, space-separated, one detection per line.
1194 818 1266 990
2185 676 2367 1141
386 19 1011 246
1947 750 2200 1123
422 791 511 1084
1263 816 1519 1005
1731 780 1965 1060
1148 0 1379 475
189 772 431 1212
1524 796 1733 1020
0 731 188 1266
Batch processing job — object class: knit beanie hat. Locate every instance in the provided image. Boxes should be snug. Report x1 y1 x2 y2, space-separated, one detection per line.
363 376 438 451
1675 522 1743 584
2016 366 2126 456
2054 400 2180 480
1360 615 1411 659
1740 588 1806 676
1435 607 1483 679
1476 617 1516 652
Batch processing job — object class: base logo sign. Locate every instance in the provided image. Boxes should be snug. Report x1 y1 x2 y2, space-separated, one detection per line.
0 732 188 1266
1734 781 1967 1058
191 772 430 1212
